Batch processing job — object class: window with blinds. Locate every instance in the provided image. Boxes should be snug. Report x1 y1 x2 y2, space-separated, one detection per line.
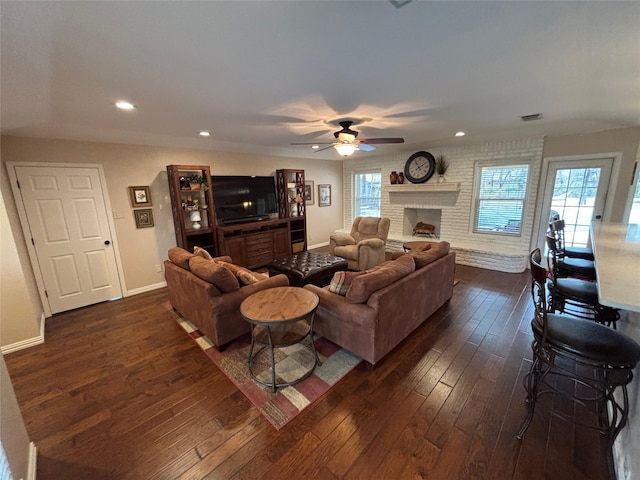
473 163 530 235
354 172 381 218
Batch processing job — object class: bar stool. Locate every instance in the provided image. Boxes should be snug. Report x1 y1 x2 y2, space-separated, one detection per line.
546 234 619 328
546 231 596 281
550 219 595 261
518 249 640 478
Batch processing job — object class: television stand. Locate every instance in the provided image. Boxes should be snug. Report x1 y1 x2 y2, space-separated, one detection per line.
215 218 294 269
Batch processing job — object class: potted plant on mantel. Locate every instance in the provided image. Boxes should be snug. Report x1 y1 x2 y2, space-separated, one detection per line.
435 155 449 183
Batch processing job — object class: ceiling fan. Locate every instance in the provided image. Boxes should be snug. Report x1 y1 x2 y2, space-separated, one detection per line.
291 120 404 156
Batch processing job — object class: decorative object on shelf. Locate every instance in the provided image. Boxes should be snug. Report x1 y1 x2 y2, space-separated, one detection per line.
389 171 398 184
187 174 208 191
190 210 202 230
404 151 436 184
318 184 331 207
397 172 405 184
129 186 152 207
134 208 154 228
304 180 314 205
435 154 449 183
179 176 190 190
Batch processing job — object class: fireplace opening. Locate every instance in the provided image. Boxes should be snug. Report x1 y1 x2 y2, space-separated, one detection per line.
403 208 442 238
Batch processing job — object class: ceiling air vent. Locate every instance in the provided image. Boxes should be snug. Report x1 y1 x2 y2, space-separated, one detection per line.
520 113 543 122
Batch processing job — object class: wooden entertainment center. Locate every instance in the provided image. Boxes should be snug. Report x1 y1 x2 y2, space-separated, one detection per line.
166 165 307 269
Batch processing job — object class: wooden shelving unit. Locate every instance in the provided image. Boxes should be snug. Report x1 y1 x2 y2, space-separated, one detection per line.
276 169 307 253
166 165 216 254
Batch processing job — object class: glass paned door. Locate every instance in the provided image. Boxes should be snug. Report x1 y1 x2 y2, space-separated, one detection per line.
537 158 612 249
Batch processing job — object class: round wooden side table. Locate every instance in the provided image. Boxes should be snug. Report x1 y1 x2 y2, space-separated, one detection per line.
239 286 321 392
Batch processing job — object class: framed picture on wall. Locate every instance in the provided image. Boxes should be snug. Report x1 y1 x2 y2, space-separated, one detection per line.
134 208 154 228
304 181 314 205
318 184 331 207
129 186 152 207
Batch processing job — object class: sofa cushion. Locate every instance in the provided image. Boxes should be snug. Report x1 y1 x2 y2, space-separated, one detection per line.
168 247 194 270
189 256 240 292
391 241 450 268
217 261 261 285
346 254 416 304
329 270 367 296
194 246 213 260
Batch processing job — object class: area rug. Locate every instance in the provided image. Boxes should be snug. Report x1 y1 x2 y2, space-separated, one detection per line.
175 316 362 430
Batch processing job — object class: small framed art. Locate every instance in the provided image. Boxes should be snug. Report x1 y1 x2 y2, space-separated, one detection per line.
304 181 314 205
129 186 152 207
318 184 331 207
134 208 154 228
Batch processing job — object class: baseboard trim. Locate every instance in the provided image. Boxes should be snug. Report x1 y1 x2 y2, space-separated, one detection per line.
308 241 329 250
127 281 167 296
1 333 44 354
27 442 37 480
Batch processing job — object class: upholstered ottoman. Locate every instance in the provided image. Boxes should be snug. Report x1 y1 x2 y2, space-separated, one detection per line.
267 252 348 287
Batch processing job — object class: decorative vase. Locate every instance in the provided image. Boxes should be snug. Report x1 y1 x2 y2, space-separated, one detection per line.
390 171 398 184
397 172 404 184
437 174 446 183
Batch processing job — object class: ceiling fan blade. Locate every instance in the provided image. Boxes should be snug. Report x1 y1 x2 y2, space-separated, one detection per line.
357 138 405 144
357 144 376 152
290 142 334 145
314 145 335 153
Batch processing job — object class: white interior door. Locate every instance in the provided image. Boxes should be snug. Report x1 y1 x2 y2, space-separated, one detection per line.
15 166 122 314
536 158 613 249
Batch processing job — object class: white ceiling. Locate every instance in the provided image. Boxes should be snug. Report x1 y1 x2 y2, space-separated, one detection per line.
1 1 639 160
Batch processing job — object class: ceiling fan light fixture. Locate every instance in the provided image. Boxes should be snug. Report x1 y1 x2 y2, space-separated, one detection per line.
334 143 356 156
338 132 356 143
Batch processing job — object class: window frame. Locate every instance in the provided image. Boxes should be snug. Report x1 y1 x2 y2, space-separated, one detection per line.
353 169 382 220
470 159 532 237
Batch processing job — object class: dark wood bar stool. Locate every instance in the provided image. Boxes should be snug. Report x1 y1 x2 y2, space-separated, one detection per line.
550 219 595 261
546 231 596 280
546 234 619 328
518 249 640 478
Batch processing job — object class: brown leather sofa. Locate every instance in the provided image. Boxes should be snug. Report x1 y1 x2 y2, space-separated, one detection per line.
164 247 288 349
304 242 455 366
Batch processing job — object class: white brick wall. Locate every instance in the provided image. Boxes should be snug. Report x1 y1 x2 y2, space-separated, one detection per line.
343 136 545 272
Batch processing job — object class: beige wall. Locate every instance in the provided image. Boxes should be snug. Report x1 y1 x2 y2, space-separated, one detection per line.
0 170 41 348
0 136 343 343
543 127 640 221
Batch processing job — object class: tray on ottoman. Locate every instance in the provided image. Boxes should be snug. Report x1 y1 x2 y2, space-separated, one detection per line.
267 252 348 287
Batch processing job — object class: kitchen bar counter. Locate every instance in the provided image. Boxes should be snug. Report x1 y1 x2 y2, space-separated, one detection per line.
590 222 640 312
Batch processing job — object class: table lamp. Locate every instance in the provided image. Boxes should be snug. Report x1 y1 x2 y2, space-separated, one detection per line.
190 210 202 230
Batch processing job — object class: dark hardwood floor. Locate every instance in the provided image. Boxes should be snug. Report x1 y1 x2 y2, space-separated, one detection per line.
4 264 612 480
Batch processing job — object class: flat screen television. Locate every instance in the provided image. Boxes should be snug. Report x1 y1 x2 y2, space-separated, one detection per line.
211 175 278 225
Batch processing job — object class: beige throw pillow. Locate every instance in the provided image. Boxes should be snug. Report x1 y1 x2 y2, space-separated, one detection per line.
193 246 213 260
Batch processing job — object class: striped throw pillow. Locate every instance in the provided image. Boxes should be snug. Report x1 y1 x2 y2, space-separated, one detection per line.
329 270 366 296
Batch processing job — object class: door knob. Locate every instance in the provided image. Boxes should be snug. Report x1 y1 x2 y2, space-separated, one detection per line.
104 240 111 245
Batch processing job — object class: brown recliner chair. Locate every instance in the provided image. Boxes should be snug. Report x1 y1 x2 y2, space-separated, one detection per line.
329 216 391 271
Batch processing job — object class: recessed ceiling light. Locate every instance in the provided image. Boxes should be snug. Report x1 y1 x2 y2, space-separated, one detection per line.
312 145 319 149
115 100 135 111
455 131 466 137
198 131 211 137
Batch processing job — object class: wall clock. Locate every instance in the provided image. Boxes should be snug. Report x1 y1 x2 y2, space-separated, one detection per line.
404 151 436 184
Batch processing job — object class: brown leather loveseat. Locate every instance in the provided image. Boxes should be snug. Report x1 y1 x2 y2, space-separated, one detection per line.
164 247 288 349
304 242 455 366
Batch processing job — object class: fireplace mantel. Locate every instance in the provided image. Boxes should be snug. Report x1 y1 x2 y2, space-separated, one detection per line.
383 182 460 193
